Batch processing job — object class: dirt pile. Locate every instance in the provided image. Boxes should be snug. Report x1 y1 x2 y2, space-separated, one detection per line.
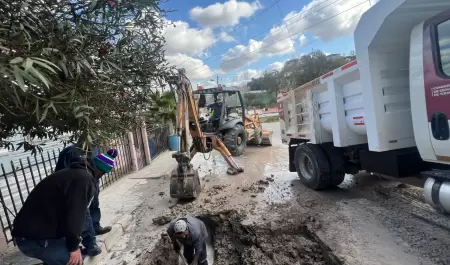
141 210 341 265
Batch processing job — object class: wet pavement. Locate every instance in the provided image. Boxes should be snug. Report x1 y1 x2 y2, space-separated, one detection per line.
94 122 450 265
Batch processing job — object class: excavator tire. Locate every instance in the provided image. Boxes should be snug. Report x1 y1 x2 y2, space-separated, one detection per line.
224 124 246 157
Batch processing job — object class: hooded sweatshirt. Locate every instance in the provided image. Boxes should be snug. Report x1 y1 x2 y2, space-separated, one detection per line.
12 160 96 252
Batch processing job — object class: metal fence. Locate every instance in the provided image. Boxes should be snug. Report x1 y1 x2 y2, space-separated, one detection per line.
147 125 170 159
133 128 147 170
0 136 133 244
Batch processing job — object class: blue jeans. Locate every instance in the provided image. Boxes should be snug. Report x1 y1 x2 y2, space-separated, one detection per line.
82 179 101 248
15 237 82 265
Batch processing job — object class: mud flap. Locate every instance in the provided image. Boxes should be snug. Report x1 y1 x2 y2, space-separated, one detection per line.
170 168 202 199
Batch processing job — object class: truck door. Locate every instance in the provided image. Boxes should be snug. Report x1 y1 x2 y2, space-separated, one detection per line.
424 12 450 163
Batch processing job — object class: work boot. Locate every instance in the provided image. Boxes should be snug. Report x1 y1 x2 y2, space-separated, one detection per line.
95 225 112 235
82 244 102 256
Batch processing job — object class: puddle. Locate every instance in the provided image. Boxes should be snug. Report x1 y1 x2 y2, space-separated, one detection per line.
142 211 342 265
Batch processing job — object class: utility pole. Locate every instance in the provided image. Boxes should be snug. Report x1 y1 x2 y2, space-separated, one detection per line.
216 75 219 86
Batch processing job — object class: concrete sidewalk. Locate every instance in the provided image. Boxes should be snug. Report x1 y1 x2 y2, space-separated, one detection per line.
0 151 176 265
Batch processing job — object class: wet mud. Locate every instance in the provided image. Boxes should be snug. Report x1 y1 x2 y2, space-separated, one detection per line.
142 210 341 265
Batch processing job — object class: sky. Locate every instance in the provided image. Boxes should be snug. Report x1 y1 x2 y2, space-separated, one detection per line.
159 0 375 88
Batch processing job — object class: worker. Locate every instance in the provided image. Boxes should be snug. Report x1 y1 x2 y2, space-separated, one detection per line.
12 151 116 264
55 146 117 256
167 217 209 265
208 93 223 130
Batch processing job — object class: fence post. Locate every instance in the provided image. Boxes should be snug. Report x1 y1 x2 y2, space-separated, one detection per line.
141 123 152 165
127 132 139 172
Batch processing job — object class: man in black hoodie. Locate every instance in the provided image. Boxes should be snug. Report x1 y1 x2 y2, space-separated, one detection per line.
12 158 101 265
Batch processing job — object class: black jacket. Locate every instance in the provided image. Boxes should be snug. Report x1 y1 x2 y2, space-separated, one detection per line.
12 160 96 252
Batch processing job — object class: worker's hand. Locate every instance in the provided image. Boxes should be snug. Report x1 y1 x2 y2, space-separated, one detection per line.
67 248 82 265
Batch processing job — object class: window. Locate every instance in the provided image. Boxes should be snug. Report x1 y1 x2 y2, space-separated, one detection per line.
437 19 450 76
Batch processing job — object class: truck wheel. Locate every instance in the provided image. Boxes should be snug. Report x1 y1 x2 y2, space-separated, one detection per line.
224 124 246 156
249 126 263 145
294 144 331 190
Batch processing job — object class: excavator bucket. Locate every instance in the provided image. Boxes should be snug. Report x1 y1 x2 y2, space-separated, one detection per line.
169 168 202 199
261 130 273 146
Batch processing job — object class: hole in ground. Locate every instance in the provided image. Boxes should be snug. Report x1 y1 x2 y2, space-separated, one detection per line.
142 210 342 265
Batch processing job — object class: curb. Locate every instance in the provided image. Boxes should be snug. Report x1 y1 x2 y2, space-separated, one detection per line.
130 164 177 180
84 214 134 265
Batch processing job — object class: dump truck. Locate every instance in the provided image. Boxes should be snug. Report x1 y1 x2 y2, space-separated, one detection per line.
278 0 450 214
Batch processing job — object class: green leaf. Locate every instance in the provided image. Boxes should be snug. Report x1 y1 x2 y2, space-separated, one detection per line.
107 61 121 71
33 60 58 74
57 61 69 78
39 105 48 123
23 58 33 71
12 85 22 107
35 99 40 120
89 0 97 10
13 66 26 92
10 57 24 64
49 102 58 115
52 91 70 99
30 57 61 71
82 59 96 75
69 38 83 45
29 67 49 88
81 105 94 110
19 68 39 86
42 48 59 55
75 111 84 118
87 134 93 144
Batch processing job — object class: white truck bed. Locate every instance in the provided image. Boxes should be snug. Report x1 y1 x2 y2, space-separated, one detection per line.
278 60 414 152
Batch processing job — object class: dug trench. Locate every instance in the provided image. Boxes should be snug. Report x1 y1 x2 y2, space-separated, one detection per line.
142 210 342 265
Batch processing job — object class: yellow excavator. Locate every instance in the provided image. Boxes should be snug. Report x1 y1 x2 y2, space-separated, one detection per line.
167 69 272 199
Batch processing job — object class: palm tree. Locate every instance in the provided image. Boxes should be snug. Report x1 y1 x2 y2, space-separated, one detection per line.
145 91 176 127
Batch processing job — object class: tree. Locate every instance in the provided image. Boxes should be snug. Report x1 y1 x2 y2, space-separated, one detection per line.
0 0 171 152
145 90 176 126
241 50 354 108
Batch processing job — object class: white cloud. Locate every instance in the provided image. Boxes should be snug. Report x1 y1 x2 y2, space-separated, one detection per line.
166 53 214 80
190 0 262 28
163 20 215 56
283 0 370 42
236 69 263 82
220 28 294 72
219 0 370 71
267 61 284 72
299 34 307 47
219 32 237 43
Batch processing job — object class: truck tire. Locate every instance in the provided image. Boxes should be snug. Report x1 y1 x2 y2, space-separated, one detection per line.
224 124 246 157
249 126 263 145
294 143 331 190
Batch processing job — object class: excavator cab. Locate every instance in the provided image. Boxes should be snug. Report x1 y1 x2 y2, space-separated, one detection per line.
195 87 247 156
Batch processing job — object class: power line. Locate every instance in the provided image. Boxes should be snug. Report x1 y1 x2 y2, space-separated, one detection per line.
175 0 282 68
191 0 369 74
190 0 342 65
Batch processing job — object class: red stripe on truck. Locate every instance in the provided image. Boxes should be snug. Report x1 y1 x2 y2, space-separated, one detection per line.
321 72 334 79
353 116 363 119
341 60 357 71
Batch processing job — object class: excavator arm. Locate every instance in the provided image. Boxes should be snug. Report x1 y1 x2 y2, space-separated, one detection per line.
167 69 243 199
